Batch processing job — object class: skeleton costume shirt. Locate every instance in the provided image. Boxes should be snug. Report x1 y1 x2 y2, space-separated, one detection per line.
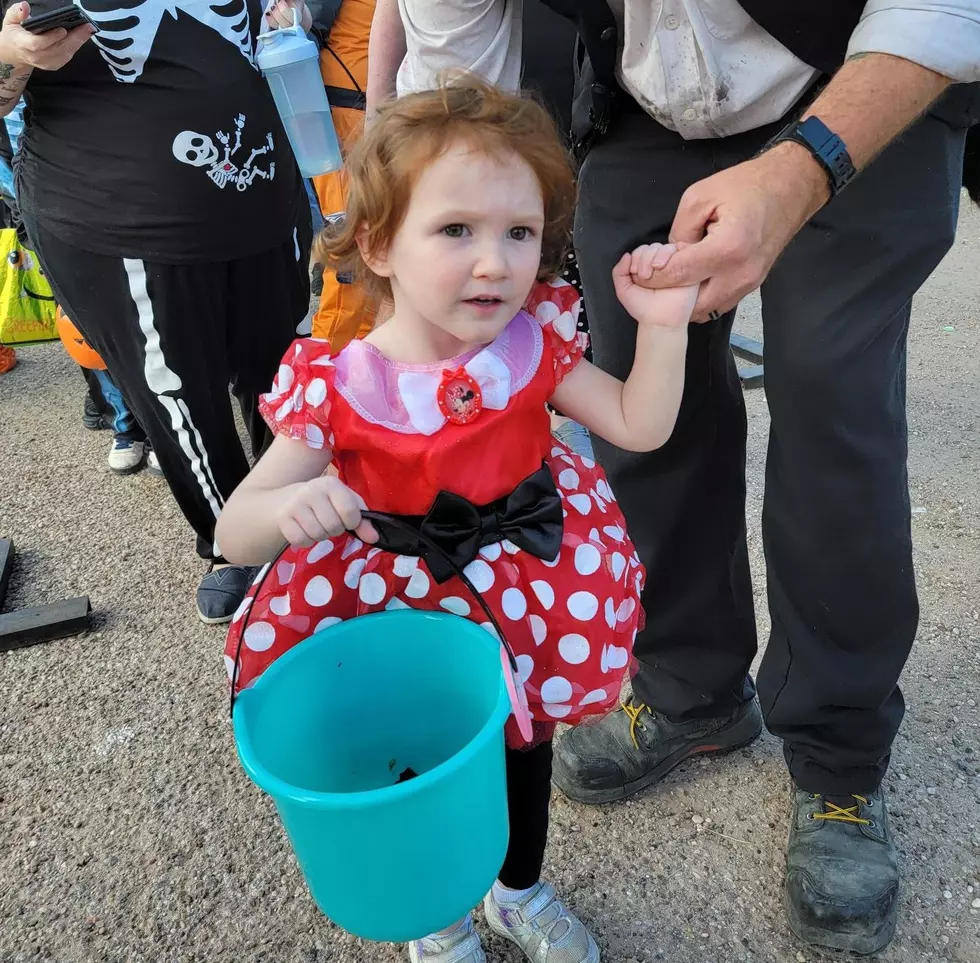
13 0 302 262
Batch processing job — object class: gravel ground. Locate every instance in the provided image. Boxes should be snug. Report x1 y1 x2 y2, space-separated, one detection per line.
1 198 978 963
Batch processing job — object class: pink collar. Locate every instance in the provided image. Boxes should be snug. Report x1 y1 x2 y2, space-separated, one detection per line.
333 312 543 435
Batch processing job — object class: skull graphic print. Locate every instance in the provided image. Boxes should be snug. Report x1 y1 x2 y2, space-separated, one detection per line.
172 114 276 191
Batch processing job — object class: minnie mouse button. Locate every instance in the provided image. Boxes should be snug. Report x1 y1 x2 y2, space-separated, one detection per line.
437 366 483 425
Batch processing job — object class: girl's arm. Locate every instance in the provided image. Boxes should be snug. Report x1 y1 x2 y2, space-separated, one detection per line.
215 435 376 565
366 0 406 120
550 245 699 453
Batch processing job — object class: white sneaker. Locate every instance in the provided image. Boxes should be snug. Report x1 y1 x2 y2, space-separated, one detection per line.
145 448 164 477
484 882 600 963
408 916 486 963
107 438 147 475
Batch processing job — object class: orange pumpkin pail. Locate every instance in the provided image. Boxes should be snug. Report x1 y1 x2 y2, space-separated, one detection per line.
55 307 106 370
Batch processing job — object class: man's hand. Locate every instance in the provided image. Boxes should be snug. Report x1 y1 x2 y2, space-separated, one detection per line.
640 142 830 320
264 0 313 34
635 52 952 320
0 3 95 72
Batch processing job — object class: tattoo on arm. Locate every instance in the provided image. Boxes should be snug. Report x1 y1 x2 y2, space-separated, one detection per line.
0 61 32 100
0 65 31 112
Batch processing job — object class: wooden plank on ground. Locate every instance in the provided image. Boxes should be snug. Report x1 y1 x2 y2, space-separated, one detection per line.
0 596 91 652
730 333 765 364
0 538 12 612
738 364 764 389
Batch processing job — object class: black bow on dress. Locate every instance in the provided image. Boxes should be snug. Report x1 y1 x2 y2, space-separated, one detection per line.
371 465 563 583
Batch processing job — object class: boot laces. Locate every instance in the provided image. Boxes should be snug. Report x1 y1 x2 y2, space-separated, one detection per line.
620 700 653 750
811 794 872 825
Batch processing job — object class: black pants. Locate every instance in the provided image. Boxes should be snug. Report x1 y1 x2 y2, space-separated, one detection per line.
574 102 966 795
499 740 553 890
25 214 312 560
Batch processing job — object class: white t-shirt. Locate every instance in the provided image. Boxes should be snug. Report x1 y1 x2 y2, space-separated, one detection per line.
396 0 524 97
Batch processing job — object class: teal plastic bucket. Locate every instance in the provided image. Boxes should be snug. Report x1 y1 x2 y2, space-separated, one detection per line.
232 610 512 942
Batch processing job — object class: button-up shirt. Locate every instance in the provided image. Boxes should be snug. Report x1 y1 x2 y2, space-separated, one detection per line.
396 0 980 139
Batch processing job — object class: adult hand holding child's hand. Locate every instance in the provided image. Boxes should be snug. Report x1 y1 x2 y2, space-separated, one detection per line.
627 149 829 320
613 242 700 329
0 2 95 72
278 475 378 548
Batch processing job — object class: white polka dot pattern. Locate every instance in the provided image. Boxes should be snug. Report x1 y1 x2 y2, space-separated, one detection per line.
229 353 644 740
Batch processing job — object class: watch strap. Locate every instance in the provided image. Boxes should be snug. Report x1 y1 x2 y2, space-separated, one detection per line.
769 116 856 198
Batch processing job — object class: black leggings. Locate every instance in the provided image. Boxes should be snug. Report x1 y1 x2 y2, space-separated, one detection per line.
499 740 553 890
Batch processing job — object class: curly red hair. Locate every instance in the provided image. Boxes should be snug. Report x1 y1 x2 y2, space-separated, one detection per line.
315 75 577 304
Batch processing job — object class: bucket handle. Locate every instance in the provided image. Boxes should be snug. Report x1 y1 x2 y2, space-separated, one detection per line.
230 511 523 715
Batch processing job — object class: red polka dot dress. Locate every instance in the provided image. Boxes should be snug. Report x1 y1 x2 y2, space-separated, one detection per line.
225 280 645 747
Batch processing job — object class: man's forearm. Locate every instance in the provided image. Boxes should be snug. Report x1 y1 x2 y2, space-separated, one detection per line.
802 52 950 172
762 52 952 219
366 0 406 117
0 56 30 118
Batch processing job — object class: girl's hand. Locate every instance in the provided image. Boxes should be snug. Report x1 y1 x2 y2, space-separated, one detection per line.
0 3 95 71
264 0 313 34
613 242 700 329
278 475 378 547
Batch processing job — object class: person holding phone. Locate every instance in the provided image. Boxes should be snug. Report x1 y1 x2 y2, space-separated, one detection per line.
0 0 312 623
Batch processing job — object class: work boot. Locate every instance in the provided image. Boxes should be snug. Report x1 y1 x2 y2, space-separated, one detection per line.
553 697 762 804
785 788 898 955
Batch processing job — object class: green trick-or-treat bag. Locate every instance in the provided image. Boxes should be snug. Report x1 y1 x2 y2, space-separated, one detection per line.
0 228 57 345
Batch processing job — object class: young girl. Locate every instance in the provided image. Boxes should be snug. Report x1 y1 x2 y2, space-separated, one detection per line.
218 79 697 963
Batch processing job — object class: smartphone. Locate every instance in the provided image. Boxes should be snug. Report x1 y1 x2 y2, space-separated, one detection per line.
21 5 98 34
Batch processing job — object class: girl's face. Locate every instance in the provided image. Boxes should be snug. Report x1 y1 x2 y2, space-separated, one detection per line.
370 141 545 353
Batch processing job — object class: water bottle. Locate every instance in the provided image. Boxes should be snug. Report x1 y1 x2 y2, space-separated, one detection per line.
256 11 342 177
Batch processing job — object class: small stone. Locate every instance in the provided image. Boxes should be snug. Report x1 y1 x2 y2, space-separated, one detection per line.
692 815 704 825
944 890 953 899
927 787 937 795
972 898 980 908
797 953 807 962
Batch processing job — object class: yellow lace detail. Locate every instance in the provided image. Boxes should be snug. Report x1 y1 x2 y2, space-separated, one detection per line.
812 794 871 825
620 700 651 751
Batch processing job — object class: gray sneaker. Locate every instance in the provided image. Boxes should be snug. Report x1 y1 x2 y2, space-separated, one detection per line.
484 882 599 963
553 697 763 804
409 917 485 963
785 788 898 955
